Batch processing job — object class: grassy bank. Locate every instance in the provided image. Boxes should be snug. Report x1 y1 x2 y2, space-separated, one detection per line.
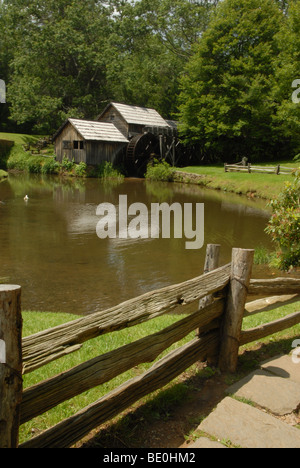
175 162 299 200
20 300 300 446
0 169 8 180
0 132 124 180
1 131 57 173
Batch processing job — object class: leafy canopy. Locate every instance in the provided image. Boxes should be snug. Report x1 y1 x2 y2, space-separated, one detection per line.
266 169 300 271
178 0 286 162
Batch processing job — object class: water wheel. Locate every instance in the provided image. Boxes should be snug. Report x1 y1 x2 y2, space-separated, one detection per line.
126 133 160 177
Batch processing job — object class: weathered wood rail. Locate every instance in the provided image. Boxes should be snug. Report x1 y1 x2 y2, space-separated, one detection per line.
224 162 295 175
0 245 299 448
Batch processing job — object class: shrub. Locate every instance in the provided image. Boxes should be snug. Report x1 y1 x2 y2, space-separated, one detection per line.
27 156 44 173
293 154 300 163
0 169 8 179
61 155 75 172
0 141 13 169
74 161 87 177
41 158 60 174
145 159 175 182
91 161 124 180
265 169 300 270
6 147 28 171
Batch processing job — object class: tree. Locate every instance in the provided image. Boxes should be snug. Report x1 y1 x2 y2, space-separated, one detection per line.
272 0 300 158
2 0 220 132
177 0 285 162
6 0 113 133
0 1 16 130
265 169 300 271
106 0 218 119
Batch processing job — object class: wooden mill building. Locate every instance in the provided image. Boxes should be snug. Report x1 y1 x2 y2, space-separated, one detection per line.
97 102 172 139
53 102 179 175
53 118 129 165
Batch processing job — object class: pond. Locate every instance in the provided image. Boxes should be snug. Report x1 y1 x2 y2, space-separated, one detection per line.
0 173 275 316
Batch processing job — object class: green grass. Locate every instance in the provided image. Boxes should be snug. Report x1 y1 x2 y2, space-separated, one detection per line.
19 299 300 445
0 169 8 180
253 246 276 265
176 161 300 200
20 310 194 444
0 132 43 146
240 300 300 372
0 131 55 174
0 132 124 179
242 301 300 337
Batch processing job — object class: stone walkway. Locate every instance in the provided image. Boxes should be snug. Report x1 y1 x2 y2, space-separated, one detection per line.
190 354 300 448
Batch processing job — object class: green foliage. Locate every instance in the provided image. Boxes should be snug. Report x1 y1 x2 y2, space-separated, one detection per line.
61 155 75 172
6 145 31 171
1 0 300 165
271 0 300 156
90 161 124 181
0 169 8 180
294 154 300 163
74 161 87 178
178 0 291 161
0 0 219 133
265 169 300 270
253 246 275 265
145 159 175 182
27 155 45 174
0 147 10 170
106 0 217 118
41 158 60 175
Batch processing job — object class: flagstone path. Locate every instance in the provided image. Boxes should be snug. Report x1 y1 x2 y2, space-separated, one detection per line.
190 355 300 448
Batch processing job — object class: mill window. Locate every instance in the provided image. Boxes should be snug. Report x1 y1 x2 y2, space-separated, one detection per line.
73 141 84 150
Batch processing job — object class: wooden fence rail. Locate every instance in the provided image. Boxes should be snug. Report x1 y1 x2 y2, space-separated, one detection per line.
224 163 295 175
0 245 299 448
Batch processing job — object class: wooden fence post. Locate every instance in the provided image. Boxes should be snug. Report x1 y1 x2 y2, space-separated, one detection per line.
198 244 221 313
197 244 221 365
0 285 22 448
218 249 254 373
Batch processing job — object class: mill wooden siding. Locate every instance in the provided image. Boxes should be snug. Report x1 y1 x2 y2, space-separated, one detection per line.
98 103 170 139
54 122 127 165
54 124 85 163
84 141 127 166
99 107 142 139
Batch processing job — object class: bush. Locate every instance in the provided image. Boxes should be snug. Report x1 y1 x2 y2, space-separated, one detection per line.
90 161 124 180
41 158 60 174
145 159 175 182
74 161 87 177
294 154 300 163
61 155 75 172
0 141 13 169
6 145 28 171
0 169 8 179
265 169 300 270
27 155 45 174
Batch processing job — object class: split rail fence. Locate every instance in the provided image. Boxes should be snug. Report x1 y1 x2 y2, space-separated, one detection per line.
0 245 299 448
224 162 295 175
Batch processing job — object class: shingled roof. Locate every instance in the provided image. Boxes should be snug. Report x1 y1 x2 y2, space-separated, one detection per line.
101 102 171 128
53 118 129 143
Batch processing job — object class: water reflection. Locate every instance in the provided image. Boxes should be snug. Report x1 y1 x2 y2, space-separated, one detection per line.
0 173 274 315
